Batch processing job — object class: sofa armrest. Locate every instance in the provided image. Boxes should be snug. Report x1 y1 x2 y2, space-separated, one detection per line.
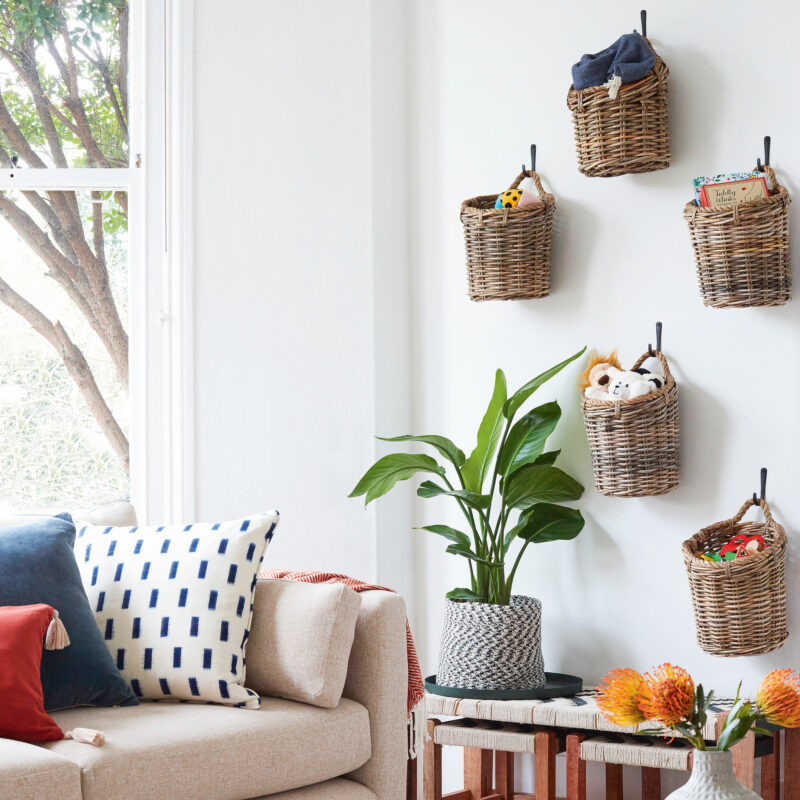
343 590 408 800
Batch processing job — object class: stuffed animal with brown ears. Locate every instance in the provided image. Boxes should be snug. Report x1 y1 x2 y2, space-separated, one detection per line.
579 350 622 400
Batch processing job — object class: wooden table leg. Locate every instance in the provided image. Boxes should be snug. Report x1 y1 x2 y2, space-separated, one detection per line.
407 755 418 800
730 729 755 789
494 751 514 800
464 747 492 799
424 719 442 800
760 730 780 800
785 727 800 798
535 730 557 800
605 763 623 800
641 766 661 800
566 733 586 800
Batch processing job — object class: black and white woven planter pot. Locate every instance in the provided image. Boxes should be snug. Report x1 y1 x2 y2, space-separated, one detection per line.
436 595 545 691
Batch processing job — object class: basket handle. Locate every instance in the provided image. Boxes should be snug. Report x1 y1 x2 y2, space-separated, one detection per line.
510 170 547 199
729 497 775 529
631 349 672 383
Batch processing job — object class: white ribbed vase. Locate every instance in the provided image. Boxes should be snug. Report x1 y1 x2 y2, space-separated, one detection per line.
666 750 760 800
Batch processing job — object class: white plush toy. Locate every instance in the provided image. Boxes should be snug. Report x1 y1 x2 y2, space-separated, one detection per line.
606 367 664 400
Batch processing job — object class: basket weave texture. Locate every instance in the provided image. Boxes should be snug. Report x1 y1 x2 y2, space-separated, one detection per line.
683 166 792 308
682 499 787 657
581 350 679 497
461 170 555 302
566 42 670 177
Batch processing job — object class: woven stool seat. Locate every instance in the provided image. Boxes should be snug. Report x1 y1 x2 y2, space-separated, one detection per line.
434 718 543 754
580 734 693 771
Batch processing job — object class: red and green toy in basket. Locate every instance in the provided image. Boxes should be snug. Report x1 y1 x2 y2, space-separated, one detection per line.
702 533 768 563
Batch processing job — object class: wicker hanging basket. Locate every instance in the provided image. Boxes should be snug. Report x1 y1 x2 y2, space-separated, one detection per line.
581 350 679 497
683 165 792 308
566 39 670 177
682 498 788 657
460 169 555 302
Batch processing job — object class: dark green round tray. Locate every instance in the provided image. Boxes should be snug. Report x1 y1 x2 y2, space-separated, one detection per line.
425 672 583 701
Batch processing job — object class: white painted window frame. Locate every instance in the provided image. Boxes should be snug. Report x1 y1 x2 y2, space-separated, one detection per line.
0 0 194 524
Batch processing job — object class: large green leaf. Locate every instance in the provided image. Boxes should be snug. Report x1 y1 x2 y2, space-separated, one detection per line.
349 453 444 506
503 465 584 510
462 369 507 492
416 525 471 548
446 587 486 602
503 347 586 419
513 503 585 543
378 434 465 467
533 450 560 466
417 480 491 510
497 401 561 478
445 544 492 565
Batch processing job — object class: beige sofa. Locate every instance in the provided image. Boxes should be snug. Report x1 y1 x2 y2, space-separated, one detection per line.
0 504 409 800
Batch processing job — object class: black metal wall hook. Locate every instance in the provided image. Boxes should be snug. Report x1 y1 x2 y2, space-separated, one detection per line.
522 144 537 176
648 321 662 357
756 135 771 172
753 467 768 506
640 9 647 38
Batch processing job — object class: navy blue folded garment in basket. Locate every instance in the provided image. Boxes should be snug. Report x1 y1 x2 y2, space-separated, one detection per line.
571 32 655 91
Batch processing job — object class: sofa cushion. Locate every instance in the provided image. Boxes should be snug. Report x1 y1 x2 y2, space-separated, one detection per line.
45 696 371 800
0 514 137 711
76 512 279 708
73 500 137 527
247 579 362 708
0 739 82 800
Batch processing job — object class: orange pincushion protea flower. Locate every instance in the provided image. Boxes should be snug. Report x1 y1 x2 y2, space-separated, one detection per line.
596 669 646 726
639 663 695 727
757 670 800 727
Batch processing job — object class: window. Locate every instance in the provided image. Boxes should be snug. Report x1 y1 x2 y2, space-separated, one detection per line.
0 1 191 519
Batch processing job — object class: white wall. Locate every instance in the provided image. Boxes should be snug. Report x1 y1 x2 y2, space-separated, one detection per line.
193 0 414 595
193 0 800 795
408 0 800 795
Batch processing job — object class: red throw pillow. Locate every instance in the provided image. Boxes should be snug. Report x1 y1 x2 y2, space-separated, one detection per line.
0 604 65 741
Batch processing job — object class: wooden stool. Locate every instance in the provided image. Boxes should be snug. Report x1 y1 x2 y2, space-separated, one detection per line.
425 717 563 800
565 731 779 800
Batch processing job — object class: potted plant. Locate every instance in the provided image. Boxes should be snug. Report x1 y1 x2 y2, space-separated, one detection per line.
349 349 586 691
596 664 800 800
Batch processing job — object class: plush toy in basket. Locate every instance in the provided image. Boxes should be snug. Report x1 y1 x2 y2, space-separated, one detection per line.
682 470 788 657
580 324 679 497
460 145 555 302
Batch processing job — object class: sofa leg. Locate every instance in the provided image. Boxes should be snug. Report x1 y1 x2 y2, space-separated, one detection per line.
424 719 442 800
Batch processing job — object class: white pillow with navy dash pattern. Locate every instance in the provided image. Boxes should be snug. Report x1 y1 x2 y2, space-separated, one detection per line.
76 511 279 708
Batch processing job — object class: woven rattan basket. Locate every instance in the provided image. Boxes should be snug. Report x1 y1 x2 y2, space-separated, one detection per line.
566 40 669 177
581 350 679 497
683 165 792 308
461 170 555 302
682 498 787 657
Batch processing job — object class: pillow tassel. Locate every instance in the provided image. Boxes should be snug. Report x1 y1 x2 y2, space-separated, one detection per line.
45 609 70 650
64 728 105 746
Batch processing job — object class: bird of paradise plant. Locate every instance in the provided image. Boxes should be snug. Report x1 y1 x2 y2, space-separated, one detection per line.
349 348 587 605
596 664 800 750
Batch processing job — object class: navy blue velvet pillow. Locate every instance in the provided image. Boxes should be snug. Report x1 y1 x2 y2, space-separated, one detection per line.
0 513 137 711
